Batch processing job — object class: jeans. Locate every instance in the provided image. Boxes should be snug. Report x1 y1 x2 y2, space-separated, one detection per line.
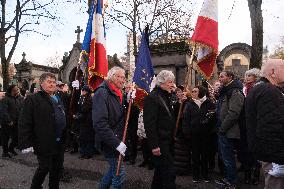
98 158 125 189
218 135 237 186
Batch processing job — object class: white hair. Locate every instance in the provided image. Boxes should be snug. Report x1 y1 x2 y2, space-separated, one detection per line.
106 66 125 80
245 68 261 78
155 70 175 86
261 59 284 77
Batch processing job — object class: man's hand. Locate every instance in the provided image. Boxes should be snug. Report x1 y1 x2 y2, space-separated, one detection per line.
152 147 161 156
116 142 127 156
22 147 34 154
8 121 13 126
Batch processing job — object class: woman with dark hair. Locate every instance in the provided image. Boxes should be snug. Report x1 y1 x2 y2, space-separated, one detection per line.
1 84 24 158
182 86 216 183
73 85 95 159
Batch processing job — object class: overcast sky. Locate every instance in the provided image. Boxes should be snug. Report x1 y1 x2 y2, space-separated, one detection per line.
11 0 284 66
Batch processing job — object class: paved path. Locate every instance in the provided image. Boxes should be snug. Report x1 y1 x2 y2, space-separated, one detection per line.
0 151 265 189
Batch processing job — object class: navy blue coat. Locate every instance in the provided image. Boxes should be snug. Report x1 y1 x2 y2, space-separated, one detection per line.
92 81 125 158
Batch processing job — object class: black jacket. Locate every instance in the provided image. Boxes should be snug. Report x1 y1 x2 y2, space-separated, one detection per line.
246 77 284 164
143 87 176 150
182 98 216 136
75 94 94 141
92 81 125 158
1 93 24 125
18 91 66 156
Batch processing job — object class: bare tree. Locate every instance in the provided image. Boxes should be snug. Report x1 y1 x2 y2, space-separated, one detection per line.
107 0 194 55
248 0 263 69
0 0 62 90
270 36 284 60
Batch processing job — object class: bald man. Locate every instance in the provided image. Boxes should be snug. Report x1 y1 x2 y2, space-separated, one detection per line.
246 59 284 189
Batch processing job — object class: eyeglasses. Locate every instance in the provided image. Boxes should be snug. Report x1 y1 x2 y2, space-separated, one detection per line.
115 75 126 80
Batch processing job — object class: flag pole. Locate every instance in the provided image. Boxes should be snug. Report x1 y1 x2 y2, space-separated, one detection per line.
174 42 196 137
116 85 134 176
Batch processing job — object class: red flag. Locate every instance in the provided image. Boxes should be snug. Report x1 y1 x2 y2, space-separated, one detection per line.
191 0 218 79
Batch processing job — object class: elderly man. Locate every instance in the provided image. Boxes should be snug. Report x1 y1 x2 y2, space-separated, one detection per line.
143 70 177 189
93 66 127 189
246 59 284 189
18 73 66 189
216 71 245 189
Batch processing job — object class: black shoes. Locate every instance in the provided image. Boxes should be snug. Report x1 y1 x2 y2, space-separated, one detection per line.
2 152 12 158
8 149 18 156
138 161 147 167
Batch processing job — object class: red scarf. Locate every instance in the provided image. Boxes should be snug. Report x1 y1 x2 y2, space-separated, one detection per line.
108 82 123 104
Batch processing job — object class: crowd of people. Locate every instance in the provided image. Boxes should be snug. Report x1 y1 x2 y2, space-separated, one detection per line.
0 59 283 189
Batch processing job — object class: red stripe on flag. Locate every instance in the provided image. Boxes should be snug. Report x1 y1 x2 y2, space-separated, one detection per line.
197 52 217 79
191 16 218 50
88 42 108 90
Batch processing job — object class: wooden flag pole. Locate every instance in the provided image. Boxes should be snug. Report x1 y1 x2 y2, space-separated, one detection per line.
116 88 134 176
174 43 196 137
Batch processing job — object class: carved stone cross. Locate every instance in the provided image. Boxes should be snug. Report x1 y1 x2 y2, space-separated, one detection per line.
22 52 26 60
75 26 83 43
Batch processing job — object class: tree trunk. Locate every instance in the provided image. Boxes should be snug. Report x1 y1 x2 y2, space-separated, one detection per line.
248 0 263 69
0 0 9 90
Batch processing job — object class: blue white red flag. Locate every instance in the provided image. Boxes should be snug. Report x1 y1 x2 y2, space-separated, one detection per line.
80 0 108 90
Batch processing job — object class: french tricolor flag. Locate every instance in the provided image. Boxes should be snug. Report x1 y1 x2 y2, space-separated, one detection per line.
191 0 218 79
81 0 108 90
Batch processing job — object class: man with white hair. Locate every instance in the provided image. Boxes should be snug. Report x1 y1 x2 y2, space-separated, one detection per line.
92 66 127 189
246 59 284 189
143 70 177 189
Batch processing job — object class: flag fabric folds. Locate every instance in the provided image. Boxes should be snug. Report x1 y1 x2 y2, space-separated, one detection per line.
133 32 155 110
191 0 218 79
80 0 108 90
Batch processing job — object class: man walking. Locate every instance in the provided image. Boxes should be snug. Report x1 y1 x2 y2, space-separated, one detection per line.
143 70 177 189
18 73 66 189
93 66 127 189
216 71 245 189
246 59 284 189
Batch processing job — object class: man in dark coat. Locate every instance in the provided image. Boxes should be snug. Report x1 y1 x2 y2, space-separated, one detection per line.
93 66 127 189
246 59 284 189
1 84 24 158
143 70 177 189
18 73 66 189
216 71 245 189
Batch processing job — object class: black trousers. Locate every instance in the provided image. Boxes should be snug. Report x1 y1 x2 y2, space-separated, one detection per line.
30 152 64 189
191 135 210 179
151 145 176 189
141 138 152 164
1 124 18 153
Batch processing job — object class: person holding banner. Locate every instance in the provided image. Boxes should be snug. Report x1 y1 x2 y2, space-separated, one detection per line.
92 66 127 189
143 70 177 189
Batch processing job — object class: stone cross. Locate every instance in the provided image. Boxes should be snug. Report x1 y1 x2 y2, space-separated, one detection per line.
75 26 83 43
22 52 26 60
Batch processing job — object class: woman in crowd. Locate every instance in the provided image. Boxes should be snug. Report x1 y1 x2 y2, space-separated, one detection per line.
240 68 261 185
173 85 192 175
182 86 216 183
73 85 95 159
